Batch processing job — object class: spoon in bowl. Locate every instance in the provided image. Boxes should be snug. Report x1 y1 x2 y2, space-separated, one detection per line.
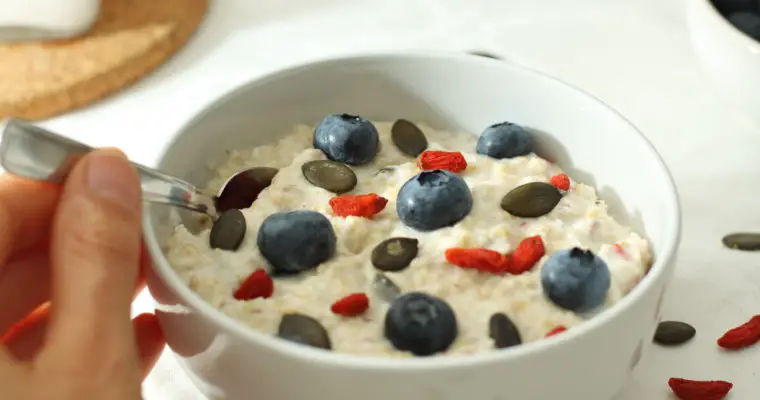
0 118 277 222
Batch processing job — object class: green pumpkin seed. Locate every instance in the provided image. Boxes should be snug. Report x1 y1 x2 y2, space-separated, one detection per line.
722 232 760 251
489 312 522 349
653 320 696 346
277 313 332 350
301 160 357 194
371 237 419 272
391 119 428 157
209 209 247 251
500 181 562 218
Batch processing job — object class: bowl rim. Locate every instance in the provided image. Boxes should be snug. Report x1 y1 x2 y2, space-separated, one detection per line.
142 50 682 370
690 0 760 53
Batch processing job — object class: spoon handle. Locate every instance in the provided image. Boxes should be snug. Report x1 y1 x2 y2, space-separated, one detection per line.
0 119 216 216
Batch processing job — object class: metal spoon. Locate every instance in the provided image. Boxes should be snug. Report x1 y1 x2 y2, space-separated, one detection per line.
0 119 275 220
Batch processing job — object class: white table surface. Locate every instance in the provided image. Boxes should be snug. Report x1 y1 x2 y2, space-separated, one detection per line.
32 0 760 398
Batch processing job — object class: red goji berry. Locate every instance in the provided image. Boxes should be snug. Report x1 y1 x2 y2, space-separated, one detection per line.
509 235 545 274
329 193 388 218
668 378 733 400
417 150 467 173
612 243 631 260
331 293 370 316
445 248 511 274
549 173 570 191
717 314 760 350
545 326 567 337
234 269 274 300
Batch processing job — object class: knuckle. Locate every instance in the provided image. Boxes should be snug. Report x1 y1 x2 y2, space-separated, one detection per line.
62 198 140 264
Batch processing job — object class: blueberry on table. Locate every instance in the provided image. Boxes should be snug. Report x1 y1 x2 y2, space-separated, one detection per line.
257 210 337 275
396 170 473 231
384 292 458 356
727 12 760 41
476 122 533 159
541 247 611 312
313 114 380 165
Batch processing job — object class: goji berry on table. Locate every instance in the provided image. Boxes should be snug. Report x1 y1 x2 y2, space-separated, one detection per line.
329 193 388 218
445 248 511 274
549 173 570 191
417 150 467 173
509 235 545 274
667 378 733 400
545 326 567 337
717 314 760 350
234 269 274 300
331 293 370 317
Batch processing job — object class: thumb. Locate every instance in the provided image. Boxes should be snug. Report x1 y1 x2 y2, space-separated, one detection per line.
45 148 142 359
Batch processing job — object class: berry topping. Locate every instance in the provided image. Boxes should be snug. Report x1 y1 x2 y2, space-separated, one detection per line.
509 235 545 274
278 313 332 350
329 193 388 218
546 326 567 337
396 170 473 231
476 122 533 159
313 114 379 165
417 150 467 173
257 210 336 275
233 269 274 300
445 248 510 274
541 247 611 312
549 173 570 191
331 293 370 317
384 292 458 356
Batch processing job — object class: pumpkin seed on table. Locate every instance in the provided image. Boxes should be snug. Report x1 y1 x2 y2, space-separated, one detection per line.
721 232 760 251
391 119 428 157
301 160 357 194
216 167 279 212
371 237 419 272
277 313 332 350
489 313 522 349
209 209 247 251
653 321 696 346
501 182 562 218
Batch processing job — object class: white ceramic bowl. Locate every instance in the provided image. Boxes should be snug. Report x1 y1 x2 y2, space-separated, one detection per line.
143 52 681 400
687 0 760 119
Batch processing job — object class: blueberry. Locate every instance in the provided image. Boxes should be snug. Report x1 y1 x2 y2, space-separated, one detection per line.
540 247 611 312
384 292 458 356
313 114 379 165
396 170 473 232
728 12 760 41
257 210 336 275
475 122 533 159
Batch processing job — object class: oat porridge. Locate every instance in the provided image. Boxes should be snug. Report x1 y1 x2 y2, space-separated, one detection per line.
164 114 653 357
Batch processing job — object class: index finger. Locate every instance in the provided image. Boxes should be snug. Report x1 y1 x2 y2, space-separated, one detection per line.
0 175 60 266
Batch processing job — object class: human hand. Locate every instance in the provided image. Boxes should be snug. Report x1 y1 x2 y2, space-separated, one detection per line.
0 148 165 399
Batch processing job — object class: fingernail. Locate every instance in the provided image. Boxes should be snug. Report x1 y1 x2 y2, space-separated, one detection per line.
86 149 140 212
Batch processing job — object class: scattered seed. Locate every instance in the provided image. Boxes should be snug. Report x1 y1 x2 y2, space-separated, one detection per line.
216 167 278 212
209 209 247 251
277 313 332 350
501 182 562 218
371 237 419 272
489 313 522 349
373 273 402 303
301 160 357 194
469 51 503 60
654 321 696 346
391 119 428 157
722 232 760 251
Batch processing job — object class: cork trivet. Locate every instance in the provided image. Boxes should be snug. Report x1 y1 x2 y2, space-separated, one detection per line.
0 0 208 121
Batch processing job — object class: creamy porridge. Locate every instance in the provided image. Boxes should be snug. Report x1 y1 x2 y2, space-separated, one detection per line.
165 115 652 357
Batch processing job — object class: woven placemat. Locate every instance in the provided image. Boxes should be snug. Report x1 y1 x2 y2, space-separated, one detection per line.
0 0 209 121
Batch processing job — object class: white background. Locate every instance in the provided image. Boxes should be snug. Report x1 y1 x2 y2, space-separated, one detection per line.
31 0 760 398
